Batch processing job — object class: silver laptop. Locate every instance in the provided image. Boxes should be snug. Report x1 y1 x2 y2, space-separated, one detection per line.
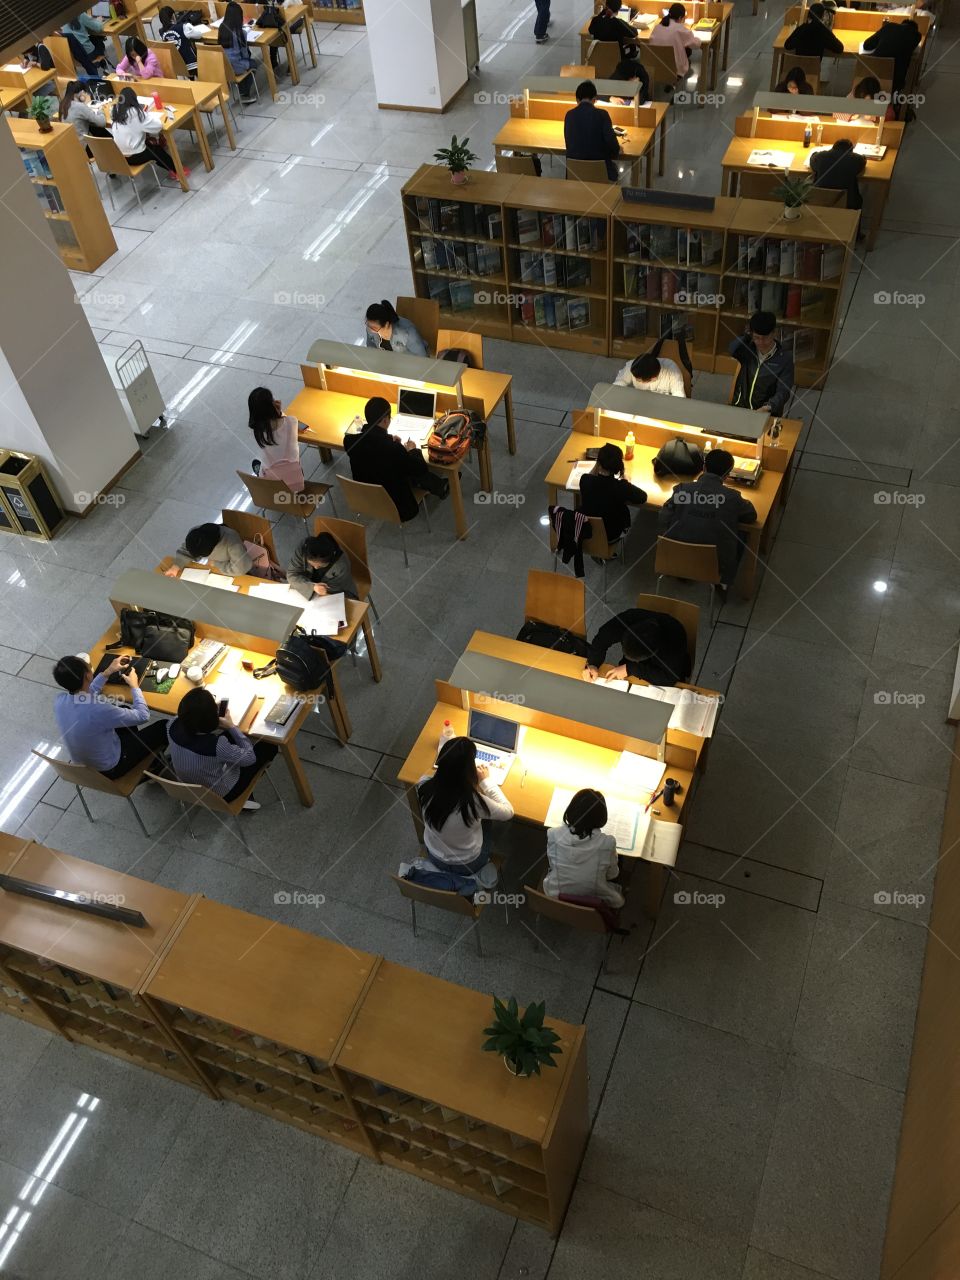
467 708 520 786
392 387 437 446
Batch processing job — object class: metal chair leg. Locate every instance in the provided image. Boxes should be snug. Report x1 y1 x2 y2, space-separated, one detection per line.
76 784 95 823
131 175 142 210
410 899 418 937
183 801 197 840
655 573 664 594
367 593 381 623
709 584 719 627
349 635 358 667
104 174 116 210
400 523 409 568
126 794 150 838
421 500 432 532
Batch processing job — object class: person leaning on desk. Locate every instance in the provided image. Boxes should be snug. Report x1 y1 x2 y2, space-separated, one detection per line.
728 310 794 417
564 80 622 182
363 301 428 356
809 137 866 212
588 1 640 52
545 789 624 908
168 521 279 578
52 654 169 779
345 396 448 521
287 533 357 600
783 4 844 60
862 17 920 96
658 449 757 592
579 442 647 542
609 49 651 105
582 605 691 684
614 352 686 397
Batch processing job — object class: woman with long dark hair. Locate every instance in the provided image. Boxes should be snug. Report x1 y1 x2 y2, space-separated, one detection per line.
248 387 304 491
417 737 513 874
60 80 110 147
109 86 180 178
116 35 162 78
219 1 259 104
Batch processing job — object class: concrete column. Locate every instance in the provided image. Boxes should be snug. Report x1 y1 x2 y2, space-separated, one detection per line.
364 0 468 112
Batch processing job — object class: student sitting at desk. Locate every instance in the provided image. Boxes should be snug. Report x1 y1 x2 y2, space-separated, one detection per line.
170 522 254 576
563 80 621 182
579 443 647 543
63 14 109 67
728 310 794 416
60 80 110 146
588 1 639 52
363 301 429 356
109 87 181 180
168 688 277 812
53 654 169 779
544 788 624 908
249 387 303 491
609 50 651 105
809 137 866 211
658 448 757 591
649 4 697 81
774 65 815 94
836 75 896 122
582 606 691 684
863 17 920 96
219 1 259 104
345 396 448 521
417 737 514 878
116 37 163 79
783 4 844 60
614 352 686 397
159 6 204 76
287 533 357 600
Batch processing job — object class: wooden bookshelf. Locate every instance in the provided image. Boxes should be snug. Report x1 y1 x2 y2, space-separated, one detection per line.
7 120 117 274
308 0 365 24
401 166 858 387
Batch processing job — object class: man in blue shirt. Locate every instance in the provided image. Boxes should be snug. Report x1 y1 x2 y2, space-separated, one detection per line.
53 655 168 778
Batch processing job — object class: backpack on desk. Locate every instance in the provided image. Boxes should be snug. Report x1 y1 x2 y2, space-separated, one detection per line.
426 410 484 464
515 620 588 657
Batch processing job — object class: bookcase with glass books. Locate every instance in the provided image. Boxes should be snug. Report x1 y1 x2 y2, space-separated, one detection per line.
309 0 365 24
335 962 589 1233
7 119 116 273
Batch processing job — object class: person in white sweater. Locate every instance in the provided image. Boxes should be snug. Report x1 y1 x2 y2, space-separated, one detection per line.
544 789 624 907
248 387 304 492
109 86 179 180
417 737 513 874
613 352 686 397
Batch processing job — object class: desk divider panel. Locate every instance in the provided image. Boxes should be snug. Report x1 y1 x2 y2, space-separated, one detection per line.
588 382 765 450
304 340 465 392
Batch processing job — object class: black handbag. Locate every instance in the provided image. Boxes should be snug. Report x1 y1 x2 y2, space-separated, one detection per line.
109 607 195 663
652 438 704 479
257 4 285 27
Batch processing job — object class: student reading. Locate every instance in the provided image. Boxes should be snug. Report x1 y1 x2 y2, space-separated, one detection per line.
544 788 624 907
287 533 357 600
783 4 844 60
363 301 428 355
614 352 686 397
563 81 621 182
578 443 647 543
658 448 756 590
345 396 448 521
53 654 168 778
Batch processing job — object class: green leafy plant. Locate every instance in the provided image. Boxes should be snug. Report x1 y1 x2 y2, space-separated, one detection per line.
27 95 57 129
433 134 479 176
771 173 813 209
482 995 562 1077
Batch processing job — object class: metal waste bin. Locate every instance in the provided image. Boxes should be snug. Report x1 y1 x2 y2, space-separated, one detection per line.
0 451 66 541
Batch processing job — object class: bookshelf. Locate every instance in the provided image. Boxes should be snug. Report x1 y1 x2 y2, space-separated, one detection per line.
7 120 117 274
401 167 859 386
309 0 365 24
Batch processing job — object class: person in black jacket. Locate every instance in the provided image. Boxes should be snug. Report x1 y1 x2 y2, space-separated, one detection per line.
609 50 651 105
863 18 921 94
729 310 794 416
345 396 447 523
564 80 621 181
658 449 757 589
588 1 639 51
579 443 647 542
784 4 843 59
810 137 866 210
583 608 691 685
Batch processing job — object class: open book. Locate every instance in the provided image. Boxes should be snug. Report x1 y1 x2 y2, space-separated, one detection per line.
596 678 721 736
545 787 650 854
747 149 794 168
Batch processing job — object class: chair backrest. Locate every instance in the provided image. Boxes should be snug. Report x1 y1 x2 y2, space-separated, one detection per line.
777 53 822 82
523 883 609 935
806 187 846 207
565 158 610 183
31 749 126 796
147 40 189 77
582 517 616 560
561 63 595 77
639 44 681 96
336 473 403 526
395 296 439 356
44 34 77 77
435 327 484 369
714 352 739 405
144 770 241 815
642 337 692 396
852 55 894 91
197 45 230 90
654 536 721 585
633 592 700 667
525 569 587 637
85 133 141 178
235 470 319 519
312 515 373 599
221 507 278 565
495 154 539 175
586 39 621 78
738 171 785 201
391 874 481 920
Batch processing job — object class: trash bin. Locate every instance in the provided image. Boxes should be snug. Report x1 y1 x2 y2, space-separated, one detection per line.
0 451 66 541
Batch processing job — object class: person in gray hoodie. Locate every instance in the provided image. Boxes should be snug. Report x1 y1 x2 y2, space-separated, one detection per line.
286 533 357 600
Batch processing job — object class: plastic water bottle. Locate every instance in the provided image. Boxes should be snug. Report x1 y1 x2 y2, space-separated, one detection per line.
803 123 812 149
152 91 163 111
624 430 635 461
438 719 455 751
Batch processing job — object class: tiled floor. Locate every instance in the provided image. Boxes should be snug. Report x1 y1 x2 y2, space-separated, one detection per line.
0 2 956 1277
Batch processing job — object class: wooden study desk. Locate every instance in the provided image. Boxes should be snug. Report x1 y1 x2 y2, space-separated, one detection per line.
769 10 930 92
579 4 734 96
493 103 669 188
102 9 150 61
100 95 206 190
194 3 317 100
0 64 59 112
107 74 237 153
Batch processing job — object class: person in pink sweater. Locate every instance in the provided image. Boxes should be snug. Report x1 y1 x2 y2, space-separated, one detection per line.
116 36 162 78
649 3 697 80
248 387 305 492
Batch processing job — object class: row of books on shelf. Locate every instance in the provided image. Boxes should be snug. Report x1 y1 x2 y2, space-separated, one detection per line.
314 0 362 8
736 236 843 281
515 210 606 252
623 265 718 304
424 276 481 312
517 250 592 288
518 293 593 331
35 184 65 214
20 148 54 180
778 326 820 363
624 223 723 267
412 196 501 241
419 237 501 277
730 277 831 321
618 307 696 341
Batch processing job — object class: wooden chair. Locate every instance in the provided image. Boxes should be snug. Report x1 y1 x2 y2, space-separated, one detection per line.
221 507 279 566
523 882 621 972
435 327 484 369
145 767 284 853
336 474 431 569
495 154 540 175
561 63 595 77
639 45 682 100
524 569 587 637
654 536 722 624
197 45 258 112
634 591 700 670
565 158 611 184
44 35 80 78
391 874 489 957
32 749 155 838
549 509 621 600
395 296 440 356
235 471 333 525
585 39 622 78
312 513 380 620
147 40 190 78
85 135 160 210
714 352 740 405
637 337 692 396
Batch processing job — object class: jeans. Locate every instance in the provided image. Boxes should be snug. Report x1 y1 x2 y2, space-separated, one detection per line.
100 720 169 780
534 0 551 38
223 740 280 802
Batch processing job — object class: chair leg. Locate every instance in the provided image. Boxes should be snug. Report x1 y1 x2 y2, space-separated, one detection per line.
75 784 95 823
349 634 358 667
708 584 718 627
410 899 418 937
399 523 409 569
104 174 116 211
131 175 143 210
420 500 432 533
182 801 198 839
601 934 613 974
126 794 150 838
655 573 663 595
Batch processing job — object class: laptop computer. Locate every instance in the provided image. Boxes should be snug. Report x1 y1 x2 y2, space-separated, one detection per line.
392 388 437 446
467 708 520 785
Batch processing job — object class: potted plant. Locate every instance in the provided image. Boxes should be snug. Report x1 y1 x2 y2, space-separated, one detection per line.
27 95 57 134
482 995 562 1077
433 135 479 186
772 172 813 222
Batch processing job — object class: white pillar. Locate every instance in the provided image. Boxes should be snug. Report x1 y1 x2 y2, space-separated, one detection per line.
0 121 139 515
364 0 468 112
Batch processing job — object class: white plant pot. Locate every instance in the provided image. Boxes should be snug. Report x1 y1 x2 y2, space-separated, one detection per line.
782 204 802 221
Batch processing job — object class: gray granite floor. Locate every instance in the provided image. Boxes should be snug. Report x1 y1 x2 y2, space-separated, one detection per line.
0 2 957 1277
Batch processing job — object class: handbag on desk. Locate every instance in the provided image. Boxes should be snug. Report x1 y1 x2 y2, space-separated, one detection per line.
108 608 195 663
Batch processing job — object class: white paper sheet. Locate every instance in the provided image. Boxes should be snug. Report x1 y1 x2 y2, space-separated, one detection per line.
205 576 240 593
300 591 347 636
747 149 794 167
609 750 666 794
180 567 211 585
638 819 682 865
545 787 650 854
629 683 720 737
248 582 302 606
565 460 595 492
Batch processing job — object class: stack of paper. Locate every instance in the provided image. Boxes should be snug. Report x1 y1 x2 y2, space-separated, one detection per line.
248 582 302 606
205 575 240 593
747 149 793 168
180 567 211 586
565 460 595 491
545 787 650 854
610 750 666 794
629 684 721 737
638 820 682 865
300 591 347 636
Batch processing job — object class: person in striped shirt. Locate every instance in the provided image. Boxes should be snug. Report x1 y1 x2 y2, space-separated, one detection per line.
168 688 277 812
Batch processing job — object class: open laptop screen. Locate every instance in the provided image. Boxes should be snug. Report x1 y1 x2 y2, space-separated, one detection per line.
397 388 436 418
468 709 520 753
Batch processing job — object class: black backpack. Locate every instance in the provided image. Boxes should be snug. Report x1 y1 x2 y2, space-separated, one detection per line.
274 634 330 692
436 347 475 368
516 620 589 657
652 438 704 479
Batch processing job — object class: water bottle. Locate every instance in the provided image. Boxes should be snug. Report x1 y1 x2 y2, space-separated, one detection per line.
769 417 782 448
438 719 455 752
815 122 823 146
152 91 163 111
624 430 635 461
803 123 812 149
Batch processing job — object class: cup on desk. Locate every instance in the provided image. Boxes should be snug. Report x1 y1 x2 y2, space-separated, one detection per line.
185 664 204 684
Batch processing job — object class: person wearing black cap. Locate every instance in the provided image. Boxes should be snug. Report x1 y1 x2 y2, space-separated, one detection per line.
582 607 691 684
344 396 448 522
728 310 794 416
658 448 757 590
564 80 621 181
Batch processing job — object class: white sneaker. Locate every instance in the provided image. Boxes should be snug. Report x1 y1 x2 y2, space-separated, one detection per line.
242 798 261 811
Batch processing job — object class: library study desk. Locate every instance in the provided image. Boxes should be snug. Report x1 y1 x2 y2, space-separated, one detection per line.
493 103 669 187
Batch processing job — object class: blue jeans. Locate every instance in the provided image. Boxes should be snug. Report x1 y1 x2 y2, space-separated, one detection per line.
534 0 550 39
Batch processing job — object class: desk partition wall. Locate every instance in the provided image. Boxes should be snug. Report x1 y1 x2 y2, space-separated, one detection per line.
304 340 466 394
750 92 887 142
588 382 767 445
449 651 673 753
109 569 302 647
